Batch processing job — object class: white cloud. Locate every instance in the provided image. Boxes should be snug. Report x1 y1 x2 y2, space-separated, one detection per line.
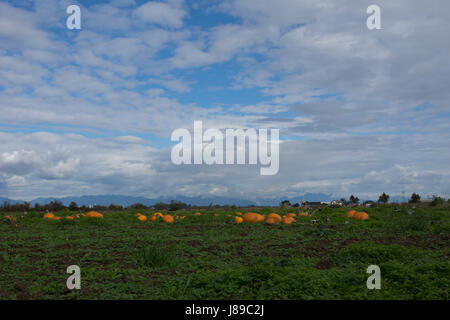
134 1 186 28
0 0 449 200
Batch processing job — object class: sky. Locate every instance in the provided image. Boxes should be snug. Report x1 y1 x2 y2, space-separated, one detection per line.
0 0 449 201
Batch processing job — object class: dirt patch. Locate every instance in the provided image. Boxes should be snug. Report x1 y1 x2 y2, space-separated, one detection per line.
316 257 334 270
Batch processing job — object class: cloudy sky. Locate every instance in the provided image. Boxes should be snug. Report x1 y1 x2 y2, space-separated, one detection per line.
0 0 449 201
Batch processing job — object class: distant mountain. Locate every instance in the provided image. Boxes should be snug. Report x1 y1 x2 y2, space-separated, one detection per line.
23 193 335 207
0 197 25 204
28 194 256 207
0 193 405 207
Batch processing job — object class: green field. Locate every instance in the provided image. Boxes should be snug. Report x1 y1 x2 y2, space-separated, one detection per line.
1 205 449 300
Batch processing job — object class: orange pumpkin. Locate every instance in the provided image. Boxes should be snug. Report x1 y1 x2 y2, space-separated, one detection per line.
65 216 74 220
151 215 158 221
85 211 103 218
299 212 308 216
162 215 174 223
235 216 243 224
194 212 201 216
354 212 369 220
4 216 17 223
51 216 61 220
267 213 282 222
137 215 147 222
243 213 259 223
235 212 242 216
281 217 295 225
265 217 279 225
346 210 356 218
135 213 143 216
43 213 55 219
287 213 297 218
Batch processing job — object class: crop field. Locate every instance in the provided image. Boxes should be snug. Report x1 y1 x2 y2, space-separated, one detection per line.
0 205 449 300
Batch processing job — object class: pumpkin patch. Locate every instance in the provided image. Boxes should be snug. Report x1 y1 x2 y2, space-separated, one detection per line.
1 203 447 301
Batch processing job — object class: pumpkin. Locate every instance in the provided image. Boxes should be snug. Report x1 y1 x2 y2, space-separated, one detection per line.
242 213 264 223
135 213 143 216
287 213 297 218
243 213 259 223
227 214 232 217
51 216 61 220
281 217 295 225
267 213 282 222
3 216 17 224
162 214 174 223
137 215 147 222
214 213 219 217
265 217 279 225
354 212 369 220
346 210 356 218
151 215 158 221
65 216 74 220
194 212 201 216
235 212 242 216
180 216 186 219
85 211 103 218
235 216 243 224
43 213 55 219
299 212 308 216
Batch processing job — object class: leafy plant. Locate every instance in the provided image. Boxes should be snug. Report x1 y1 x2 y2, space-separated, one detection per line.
134 246 172 269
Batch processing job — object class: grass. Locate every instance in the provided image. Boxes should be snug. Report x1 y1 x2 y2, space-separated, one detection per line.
0 204 449 299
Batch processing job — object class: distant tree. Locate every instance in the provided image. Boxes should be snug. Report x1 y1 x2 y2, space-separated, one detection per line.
340 198 347 204
409 193 421 203
2 201 11 211
349 195 359 204
280 200 291 208
68 201 79 211
378 193 390 204
231 204 237 210
169 200 186 211
153 202 169 210
108 204 123 210
292 203 300 207
430 195 444 206
47 201 65 212
130 203 147 210
93 205 107 211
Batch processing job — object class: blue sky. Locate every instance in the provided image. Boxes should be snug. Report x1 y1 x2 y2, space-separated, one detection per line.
0 0 449 200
